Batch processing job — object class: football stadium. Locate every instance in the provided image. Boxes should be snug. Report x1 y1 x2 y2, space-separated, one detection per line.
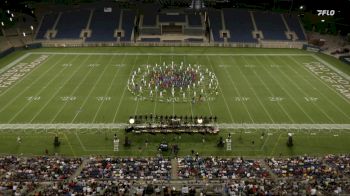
0 0 350 195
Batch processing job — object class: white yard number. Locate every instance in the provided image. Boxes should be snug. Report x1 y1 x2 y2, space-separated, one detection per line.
269 97 284 102
96 96 111 101
114 64 125 67
27 96 41 101
244 64 256 68
234 97 250 102
270 65 280 68
60 96 76 101
304 97 318 102
88 64 100 67
62 63 72 67
219 65 229 68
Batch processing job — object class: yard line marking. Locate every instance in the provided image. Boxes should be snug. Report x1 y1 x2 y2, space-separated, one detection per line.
63 132 76 157
289 56 350 105
50 55 98 123
246 56 295 123
71 55 114 123
217 56 255 123
270 132 282 156
286 56 350 119
29 52 312 56
237 56 275 123
8 55 75 123
134 55 150 116
30 55 92 123
261 56 316 123
275 56 339 123
171 54 175 116
312 55 350 81
193 55 213 116
204 56 235 123
183 55 194 117
91 55 128 123
0 53 31 74
0 55 58 114
0 123 348 130
112 55 140 122
152 55 162 116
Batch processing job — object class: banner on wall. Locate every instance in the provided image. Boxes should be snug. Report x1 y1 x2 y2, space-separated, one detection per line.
302 44 321 52
339 55 350 65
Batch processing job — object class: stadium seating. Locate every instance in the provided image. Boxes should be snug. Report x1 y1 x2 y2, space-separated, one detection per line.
284 14 307 40
140 38 161 42
187 13 202 27
223 9 257 43
254 12 288 40
54 10 90 39
159 14 186 23
86 8 120 42
142 13 157 27
35 13 58 39
208 10 224 42
1 155 350 195
120 10 136 42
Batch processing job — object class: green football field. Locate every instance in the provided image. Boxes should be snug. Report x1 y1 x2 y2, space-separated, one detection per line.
0 47 349 157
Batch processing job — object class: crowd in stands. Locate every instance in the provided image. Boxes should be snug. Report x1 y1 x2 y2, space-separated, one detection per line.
0 155 349 195
177 156 269 180
0 156 82 182
78 156 172 180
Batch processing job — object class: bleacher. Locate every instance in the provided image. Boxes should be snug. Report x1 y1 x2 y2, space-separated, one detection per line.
32 7 307 46
86 8 120 42
254 12 288 40
35 13 58 39
54 10 90 39
120 10 136 42
187 14 202 27
284 14 307 41
142 13 157 27
223 9 256 43
140 38 161 42
208 10 224 42
159 14 186 23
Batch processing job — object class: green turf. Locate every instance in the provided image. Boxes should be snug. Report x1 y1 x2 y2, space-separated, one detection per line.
0 47 349 156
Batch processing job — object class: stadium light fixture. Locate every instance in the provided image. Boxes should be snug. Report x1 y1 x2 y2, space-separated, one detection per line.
321 19 325 23
30 25 34 30
1 22 4 26
9 17 13 22
299 5 304 10
11 13 14 17
7 10 10 14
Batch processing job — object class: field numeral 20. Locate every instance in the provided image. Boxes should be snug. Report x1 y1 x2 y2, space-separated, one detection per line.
60 96 76 101
96 96 111 101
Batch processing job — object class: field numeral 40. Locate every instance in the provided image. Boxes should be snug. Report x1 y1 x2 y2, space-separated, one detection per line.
304 97 318 102
96 96 111 101
269 97 284 102
60 96 76 101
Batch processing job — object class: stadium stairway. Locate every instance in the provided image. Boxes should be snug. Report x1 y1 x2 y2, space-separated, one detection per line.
68 159 89 181
171 158 178 180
